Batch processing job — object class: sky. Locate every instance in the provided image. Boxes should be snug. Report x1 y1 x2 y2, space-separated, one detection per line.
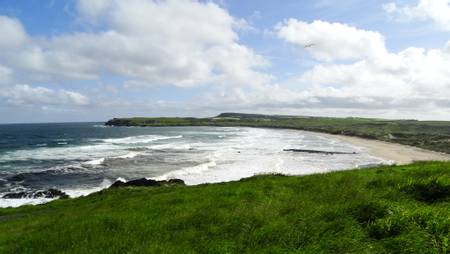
0 0 450 123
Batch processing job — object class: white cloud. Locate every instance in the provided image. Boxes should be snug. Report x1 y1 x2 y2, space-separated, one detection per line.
383 0 450 31
0 65 13 85
0 2 449 120
0 84 90 106
0 16 28 49
276 19 388 61
274 19 450 116
76 0 111 20
298 44 450 99
0 0 270 88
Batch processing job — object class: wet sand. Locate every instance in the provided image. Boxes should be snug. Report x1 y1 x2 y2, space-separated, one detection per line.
319 133 450 165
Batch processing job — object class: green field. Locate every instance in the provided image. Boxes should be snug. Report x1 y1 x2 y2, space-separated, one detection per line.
106 113 450 154
1 162 450 253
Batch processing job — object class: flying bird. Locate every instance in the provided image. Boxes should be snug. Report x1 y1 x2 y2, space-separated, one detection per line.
304 43 315 48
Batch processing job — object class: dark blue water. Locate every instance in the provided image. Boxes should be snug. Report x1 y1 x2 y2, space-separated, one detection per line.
0 123 245 205
0 123 188 174
0 122 180 151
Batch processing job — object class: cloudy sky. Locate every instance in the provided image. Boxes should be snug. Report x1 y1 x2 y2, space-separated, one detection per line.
0 0 449 123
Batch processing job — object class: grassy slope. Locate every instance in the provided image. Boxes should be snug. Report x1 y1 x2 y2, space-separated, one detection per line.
1 162 450 253
105 113 450 154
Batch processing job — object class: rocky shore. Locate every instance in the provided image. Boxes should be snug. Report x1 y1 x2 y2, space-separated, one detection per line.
2 178 185 200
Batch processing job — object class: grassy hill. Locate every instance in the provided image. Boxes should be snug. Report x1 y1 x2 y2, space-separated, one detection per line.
1 161 450 253
105 113 450 154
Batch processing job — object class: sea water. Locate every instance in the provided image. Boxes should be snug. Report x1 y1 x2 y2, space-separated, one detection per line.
0 123 390 207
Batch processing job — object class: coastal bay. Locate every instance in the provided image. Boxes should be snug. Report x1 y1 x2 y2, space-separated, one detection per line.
0 114 449 253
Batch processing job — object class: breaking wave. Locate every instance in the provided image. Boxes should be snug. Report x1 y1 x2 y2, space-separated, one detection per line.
101 135 182 144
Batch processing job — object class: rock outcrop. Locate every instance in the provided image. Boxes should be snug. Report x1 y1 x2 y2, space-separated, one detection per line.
2 188 69 199
109 178 185 188
283 149 357 155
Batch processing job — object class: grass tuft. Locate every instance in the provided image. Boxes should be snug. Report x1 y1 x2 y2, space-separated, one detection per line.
350 201 389 225
400 176 450 203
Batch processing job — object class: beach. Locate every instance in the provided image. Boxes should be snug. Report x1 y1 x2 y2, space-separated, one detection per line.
319 133 450 165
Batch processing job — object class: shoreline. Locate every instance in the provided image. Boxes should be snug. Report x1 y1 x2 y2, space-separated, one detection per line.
318 132 450 165
203 125 450 165
107 123 450 164
1 125 448 208
106 113 450 155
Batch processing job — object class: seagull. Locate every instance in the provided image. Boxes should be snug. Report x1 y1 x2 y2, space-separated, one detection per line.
304 43 315 48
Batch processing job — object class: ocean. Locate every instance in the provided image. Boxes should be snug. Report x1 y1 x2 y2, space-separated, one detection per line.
0 123 390 207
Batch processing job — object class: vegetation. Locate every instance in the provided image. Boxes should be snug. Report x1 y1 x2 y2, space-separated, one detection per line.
1 162 450 253
106 113 450 154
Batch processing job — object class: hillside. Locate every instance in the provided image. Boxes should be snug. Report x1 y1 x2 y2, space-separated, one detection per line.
0 162 449 253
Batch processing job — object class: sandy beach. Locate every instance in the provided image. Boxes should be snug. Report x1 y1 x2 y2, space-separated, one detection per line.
320 133 450 165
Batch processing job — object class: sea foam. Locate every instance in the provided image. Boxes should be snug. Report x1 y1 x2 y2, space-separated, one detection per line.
102 135 182 144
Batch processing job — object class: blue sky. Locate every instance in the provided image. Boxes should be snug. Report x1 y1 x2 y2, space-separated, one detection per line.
0 0 449 123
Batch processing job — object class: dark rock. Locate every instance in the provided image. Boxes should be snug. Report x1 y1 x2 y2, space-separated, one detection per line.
2 188 69 199
110 178 185 188
110 180 126 188
40 189 69 199
127 178 160 187
283 149 357 155
109 178 159 188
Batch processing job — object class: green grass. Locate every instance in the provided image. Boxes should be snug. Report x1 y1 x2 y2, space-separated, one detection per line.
105 113 450 154
1 162 450 253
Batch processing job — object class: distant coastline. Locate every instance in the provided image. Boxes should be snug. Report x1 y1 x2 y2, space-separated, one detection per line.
105 113 450 158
